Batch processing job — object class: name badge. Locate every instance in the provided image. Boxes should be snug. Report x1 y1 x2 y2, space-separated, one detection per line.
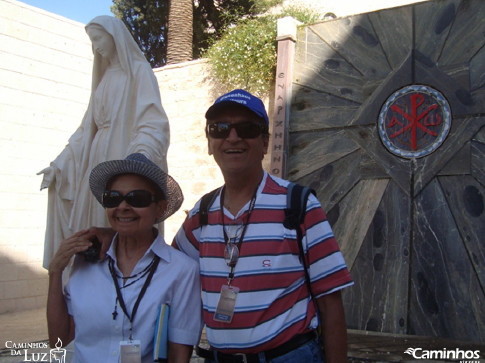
120 340 141 363
214 284 239 323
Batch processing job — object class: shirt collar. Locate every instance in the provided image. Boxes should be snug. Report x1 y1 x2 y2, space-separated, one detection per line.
106 231 172 264
219 171 268 219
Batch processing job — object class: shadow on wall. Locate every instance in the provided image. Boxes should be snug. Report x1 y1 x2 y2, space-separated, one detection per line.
286 0 485 342
0 252 48 315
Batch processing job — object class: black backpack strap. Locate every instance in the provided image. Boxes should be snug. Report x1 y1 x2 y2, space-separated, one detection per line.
284 182 316 297
284 183 315 229
199 188 220 226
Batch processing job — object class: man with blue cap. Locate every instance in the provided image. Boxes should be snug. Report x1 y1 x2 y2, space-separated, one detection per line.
174 89 353 363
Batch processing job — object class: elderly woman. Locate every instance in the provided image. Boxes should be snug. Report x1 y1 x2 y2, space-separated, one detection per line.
47 153 202 363
38 16 170 269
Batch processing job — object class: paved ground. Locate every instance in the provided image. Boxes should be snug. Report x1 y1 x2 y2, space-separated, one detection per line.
1 308 484 362
0 308 203 363
347 330 485 362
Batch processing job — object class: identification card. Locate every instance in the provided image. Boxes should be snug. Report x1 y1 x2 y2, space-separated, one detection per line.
120 340 141 363
214 284 239 323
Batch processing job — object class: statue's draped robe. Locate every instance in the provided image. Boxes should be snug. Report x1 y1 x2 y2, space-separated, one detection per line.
43 16 169 268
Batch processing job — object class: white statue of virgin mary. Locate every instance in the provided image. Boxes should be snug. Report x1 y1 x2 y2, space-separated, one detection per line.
38 16 170 268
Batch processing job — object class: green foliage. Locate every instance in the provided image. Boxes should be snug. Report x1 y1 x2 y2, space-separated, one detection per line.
205 3 322 95
111 0 269 67
205 16 277 97
110 0 320 86
111 0 168 67
251 0 283 14
193 0 274 58
281 4 323 25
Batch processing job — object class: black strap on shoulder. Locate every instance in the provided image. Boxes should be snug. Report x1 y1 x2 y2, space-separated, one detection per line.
284 182 316 298
199 188 220 226
284 183 315 230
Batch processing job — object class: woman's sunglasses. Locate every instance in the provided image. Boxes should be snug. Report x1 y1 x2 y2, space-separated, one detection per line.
102 190 158 208
206 121 267 139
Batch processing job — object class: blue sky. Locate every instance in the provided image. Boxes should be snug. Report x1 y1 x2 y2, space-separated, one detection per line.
20 0 114 24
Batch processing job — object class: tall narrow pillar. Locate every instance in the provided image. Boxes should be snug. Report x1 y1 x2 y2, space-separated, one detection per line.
270 17 300 178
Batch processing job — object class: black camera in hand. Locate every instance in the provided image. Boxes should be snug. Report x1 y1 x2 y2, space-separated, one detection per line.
80 236 101 262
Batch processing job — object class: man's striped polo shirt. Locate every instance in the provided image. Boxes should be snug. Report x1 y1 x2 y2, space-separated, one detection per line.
174 172 353 353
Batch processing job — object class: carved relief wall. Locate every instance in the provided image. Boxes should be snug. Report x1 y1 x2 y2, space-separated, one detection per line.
287 0 485 341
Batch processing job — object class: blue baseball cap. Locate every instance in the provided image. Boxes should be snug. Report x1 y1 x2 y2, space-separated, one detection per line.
205 89 269 125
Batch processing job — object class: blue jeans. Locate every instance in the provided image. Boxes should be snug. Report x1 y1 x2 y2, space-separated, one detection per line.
204 338 324 363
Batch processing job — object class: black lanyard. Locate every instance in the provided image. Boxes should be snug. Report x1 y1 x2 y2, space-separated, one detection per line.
220 184 259 284
108 255 160 340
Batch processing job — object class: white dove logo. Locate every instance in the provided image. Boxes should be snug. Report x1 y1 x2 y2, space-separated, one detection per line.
404 348 417 356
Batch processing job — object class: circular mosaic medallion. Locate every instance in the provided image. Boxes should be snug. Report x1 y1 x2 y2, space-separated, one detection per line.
378 85 452 158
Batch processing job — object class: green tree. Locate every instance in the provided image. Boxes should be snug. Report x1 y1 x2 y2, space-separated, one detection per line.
111 0 282 67
111 0 169 67
205 3 324 95
193 0 278 57
206 16 277 96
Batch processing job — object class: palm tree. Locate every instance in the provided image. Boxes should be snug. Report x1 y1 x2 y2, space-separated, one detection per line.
166 0 193 65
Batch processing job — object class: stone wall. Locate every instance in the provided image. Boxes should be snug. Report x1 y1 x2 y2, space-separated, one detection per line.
0 0 93 313
154 61 224 243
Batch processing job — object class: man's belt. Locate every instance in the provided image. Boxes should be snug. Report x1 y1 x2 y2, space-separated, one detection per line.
196 331 317 363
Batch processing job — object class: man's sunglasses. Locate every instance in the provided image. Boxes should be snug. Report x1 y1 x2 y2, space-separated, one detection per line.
206 121 267 139
102 190 158 208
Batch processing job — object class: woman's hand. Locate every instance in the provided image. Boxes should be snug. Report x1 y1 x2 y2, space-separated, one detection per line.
37 166 56 190
87 227 116 260
48 230 93 275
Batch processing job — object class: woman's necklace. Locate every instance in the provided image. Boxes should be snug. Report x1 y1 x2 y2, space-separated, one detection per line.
108 255 160 340
108 256 156 289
